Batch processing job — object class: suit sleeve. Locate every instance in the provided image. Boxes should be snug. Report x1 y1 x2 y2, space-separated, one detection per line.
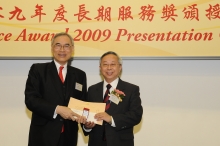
25 64 57 120
112 85 143 131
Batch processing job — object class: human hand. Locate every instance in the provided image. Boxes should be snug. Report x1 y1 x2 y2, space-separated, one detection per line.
56 105 80 121
76 115 87 124
84 121 95 129
94 112 112 123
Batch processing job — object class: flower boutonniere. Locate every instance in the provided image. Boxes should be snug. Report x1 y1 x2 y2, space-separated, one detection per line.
110 89 126 102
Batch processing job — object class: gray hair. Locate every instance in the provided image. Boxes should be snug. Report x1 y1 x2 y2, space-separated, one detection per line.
51 32 74 46
99 51 122 65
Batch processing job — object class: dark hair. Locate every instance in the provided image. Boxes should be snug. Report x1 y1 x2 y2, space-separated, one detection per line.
99 51 122 65
51 32 74 46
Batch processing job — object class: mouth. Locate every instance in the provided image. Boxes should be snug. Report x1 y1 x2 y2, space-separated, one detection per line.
58 54 66 57
106 72 113 76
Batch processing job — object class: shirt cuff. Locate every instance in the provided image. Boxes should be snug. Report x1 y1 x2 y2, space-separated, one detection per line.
110 116 116 127
83 125 92 132
53 106 58 119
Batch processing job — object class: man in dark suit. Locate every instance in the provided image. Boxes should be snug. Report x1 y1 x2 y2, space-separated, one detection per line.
25 32 87 146
84 51 143 146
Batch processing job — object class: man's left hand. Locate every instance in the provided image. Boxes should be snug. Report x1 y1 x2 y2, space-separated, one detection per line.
94 112 112 123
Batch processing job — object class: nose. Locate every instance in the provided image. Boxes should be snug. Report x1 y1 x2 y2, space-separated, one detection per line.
107 64 112 69
60 46 65 51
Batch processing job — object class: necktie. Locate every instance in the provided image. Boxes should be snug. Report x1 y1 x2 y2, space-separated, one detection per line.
103 84 112 110
59 66 64 133
103 84 112 141
59 66 64 83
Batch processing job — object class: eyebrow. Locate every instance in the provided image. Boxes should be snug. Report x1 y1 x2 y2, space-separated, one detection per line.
102 61 116 63
55 43 70 45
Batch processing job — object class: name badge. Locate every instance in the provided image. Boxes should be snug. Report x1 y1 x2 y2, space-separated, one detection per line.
109 94 119 105
75 82 82 91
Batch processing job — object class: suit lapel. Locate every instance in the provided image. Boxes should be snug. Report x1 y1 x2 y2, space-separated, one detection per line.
95 82 104 102
66 66 75 100
49 61 63 100
115 78 126 92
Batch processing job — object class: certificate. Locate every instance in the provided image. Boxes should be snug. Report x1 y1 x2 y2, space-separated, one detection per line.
68 97 106 125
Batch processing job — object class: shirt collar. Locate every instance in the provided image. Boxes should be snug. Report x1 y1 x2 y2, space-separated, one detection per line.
103 78 119 90
54 59 67 72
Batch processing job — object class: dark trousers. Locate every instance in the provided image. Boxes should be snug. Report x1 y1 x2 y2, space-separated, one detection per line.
101 140 107 146
57 132 64 146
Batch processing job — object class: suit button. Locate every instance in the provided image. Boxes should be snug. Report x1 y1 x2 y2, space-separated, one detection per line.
60 119 63 121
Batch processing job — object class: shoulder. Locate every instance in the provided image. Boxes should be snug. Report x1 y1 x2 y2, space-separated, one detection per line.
27 62 52 78
68 65 86 75
120 79 139 89
29 62 51 70
88 81 102 90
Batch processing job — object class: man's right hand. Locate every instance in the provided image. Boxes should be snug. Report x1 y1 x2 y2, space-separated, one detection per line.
56 105 79 120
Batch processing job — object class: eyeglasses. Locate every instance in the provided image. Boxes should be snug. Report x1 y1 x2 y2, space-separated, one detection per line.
101 63 120 68
53 43 72 51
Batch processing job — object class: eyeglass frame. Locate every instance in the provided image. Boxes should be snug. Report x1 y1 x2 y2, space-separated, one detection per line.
101 63 121 68
53 43 73 51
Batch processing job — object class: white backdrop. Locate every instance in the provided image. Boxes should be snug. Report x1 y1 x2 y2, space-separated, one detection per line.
0 59 220 146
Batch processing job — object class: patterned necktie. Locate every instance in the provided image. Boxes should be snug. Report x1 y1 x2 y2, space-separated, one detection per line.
59 66 64 83
103 84 112 141
103 84 112 110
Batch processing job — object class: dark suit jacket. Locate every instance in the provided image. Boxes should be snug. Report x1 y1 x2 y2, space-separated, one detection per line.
84 79 143 146
25 61 87 146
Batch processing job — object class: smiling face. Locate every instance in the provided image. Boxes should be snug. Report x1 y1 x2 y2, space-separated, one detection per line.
51 35 73 65
100 54 122 83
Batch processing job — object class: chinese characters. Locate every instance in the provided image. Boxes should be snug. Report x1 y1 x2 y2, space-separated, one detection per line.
0 3 219 22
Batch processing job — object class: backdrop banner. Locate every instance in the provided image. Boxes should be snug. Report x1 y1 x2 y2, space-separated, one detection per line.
0 0 219 58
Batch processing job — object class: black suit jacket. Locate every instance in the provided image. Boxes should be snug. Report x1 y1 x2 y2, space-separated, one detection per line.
85 79 143 146
25 61 87 146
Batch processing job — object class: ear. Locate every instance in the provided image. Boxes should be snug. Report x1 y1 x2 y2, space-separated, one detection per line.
119 64 122 72
70 46 74 55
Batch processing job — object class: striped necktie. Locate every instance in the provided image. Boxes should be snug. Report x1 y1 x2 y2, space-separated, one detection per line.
103 84 112 110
